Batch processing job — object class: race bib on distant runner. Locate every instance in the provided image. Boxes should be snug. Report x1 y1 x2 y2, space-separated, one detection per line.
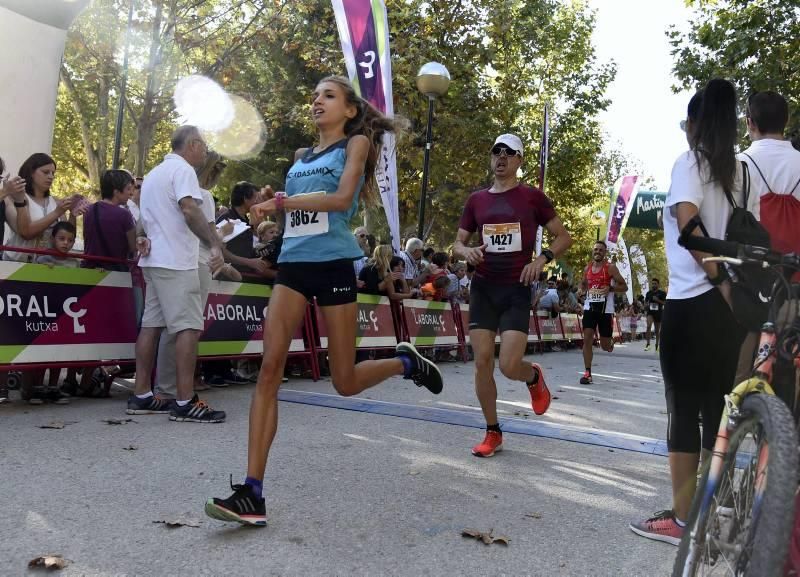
587 288 607 302
482 222 522 253
649 302 659 311
284 191 329 238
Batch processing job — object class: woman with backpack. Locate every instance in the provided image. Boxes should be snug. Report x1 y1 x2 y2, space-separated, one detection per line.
629 78 758 545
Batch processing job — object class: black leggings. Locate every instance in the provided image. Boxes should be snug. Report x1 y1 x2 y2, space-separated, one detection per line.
660 288 745 453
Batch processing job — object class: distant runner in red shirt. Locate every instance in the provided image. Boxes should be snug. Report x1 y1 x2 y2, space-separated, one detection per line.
579 241 627 385
453 133 572 458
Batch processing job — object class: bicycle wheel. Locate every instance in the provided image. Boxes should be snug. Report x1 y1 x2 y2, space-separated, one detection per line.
673 394 799 577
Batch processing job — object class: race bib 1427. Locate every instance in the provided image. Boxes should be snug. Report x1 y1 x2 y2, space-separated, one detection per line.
482 222 522 254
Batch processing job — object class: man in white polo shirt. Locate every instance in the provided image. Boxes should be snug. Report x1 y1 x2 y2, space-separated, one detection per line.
735 91 800 384
127 125 226 423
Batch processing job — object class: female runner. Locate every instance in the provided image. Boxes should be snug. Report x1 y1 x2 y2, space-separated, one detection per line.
205 76 443 526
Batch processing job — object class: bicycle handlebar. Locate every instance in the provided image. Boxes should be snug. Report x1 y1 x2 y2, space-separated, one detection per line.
679 234 799 268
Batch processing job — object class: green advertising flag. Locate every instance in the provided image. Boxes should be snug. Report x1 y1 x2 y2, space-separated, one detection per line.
626 191 667 231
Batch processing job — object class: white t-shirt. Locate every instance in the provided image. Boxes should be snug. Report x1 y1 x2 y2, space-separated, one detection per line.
738 139 800 220
197 189 215 266
2 195 60 262
401 250 419 281
126 198 140 223
138 153 203 270
664 151 758 300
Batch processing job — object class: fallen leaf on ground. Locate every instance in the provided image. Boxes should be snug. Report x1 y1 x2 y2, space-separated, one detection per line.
557 389 565 392
409 470 420 476
103 418 135 425
524 512 542 519
153 518 201 528
37 421 76 429
123 445 138 451
461 528 510 546
28 554 68 569
552 396 560 400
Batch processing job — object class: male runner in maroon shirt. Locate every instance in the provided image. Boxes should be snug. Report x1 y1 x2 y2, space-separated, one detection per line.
453 134 572 457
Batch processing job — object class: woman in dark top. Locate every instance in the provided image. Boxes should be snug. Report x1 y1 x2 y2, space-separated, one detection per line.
358 245 412 299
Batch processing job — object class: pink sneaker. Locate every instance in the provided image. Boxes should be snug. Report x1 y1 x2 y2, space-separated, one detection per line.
629 510 684 545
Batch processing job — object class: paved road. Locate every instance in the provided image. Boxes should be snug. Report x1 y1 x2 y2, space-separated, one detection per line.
1 341 679 576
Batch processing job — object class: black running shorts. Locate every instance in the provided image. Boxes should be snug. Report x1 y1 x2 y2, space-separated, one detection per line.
647 309 662 323
468 275 531 334
275 259 357 306
582 309 613 338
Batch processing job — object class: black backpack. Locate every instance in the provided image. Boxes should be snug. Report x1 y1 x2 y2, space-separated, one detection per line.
719 161 772 330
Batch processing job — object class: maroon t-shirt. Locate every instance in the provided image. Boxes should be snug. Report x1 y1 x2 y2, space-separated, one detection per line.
83 201 135 261
459 184 556 284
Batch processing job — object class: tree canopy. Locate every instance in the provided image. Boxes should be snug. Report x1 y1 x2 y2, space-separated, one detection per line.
669 0 799 145
52 0 626 272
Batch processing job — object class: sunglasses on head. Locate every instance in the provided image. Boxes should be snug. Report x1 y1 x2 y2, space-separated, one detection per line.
491 145 521 157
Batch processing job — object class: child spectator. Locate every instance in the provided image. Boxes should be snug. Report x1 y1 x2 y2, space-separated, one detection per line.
35 221 79 268
253 220 281 281
20 223 78 404
628 303 641 342
423 252 450 301
83 169 136 271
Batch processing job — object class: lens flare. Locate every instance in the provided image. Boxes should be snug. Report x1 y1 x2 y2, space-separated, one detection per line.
173 75 234 131
202 94 267 160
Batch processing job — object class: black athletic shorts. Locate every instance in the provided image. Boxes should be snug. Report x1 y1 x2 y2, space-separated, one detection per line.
275 259 357 306
660 289 745 452
468 275 531 334
647 309 662 323
582 309 613 338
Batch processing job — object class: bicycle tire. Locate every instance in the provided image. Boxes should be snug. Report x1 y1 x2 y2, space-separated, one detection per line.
672 394 799 577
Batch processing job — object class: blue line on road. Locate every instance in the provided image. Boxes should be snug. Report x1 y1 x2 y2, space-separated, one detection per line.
278 389 668 457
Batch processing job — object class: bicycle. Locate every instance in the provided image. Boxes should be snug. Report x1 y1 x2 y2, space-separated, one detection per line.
672 233 800 577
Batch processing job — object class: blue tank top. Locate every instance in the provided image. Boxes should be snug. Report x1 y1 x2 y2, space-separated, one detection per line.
279 139 365 264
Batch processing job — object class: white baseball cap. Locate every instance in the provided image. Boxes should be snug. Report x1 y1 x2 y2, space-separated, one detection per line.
492 134 524 157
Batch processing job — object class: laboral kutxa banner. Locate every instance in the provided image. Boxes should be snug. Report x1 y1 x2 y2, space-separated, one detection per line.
316 293 396 349
199 280 304 357
402 299 459 346
0 261 137 363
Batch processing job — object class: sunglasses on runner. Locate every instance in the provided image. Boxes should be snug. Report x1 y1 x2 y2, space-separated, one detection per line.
491 145 521 158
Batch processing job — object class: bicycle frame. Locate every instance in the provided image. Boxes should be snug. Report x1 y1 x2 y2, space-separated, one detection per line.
681 327 778 575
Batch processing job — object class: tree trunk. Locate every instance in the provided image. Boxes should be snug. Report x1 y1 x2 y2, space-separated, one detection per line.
135 0 165 176
60 65 102 186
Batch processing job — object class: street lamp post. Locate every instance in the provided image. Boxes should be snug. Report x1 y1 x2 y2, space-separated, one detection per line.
415 62 450 240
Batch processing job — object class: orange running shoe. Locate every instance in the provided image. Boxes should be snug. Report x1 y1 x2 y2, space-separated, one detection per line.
527 363 551 415
471 430 503 458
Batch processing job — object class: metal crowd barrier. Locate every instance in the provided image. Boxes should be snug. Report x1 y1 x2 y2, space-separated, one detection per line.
0 246 624 384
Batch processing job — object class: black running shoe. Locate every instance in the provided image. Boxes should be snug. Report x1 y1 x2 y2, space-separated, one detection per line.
579 370 593 385
169 395 226 423
126 394 171 414
396 342 443 394
205 478 266 526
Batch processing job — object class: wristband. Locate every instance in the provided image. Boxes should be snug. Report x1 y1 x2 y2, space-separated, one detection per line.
274 191 286 211
13 200 27 208
540 249 554 263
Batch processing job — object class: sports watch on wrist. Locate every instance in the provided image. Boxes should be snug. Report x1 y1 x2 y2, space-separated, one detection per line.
540 249 554 263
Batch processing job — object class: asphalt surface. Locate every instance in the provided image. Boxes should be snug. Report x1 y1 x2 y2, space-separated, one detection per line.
0 340 679 576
